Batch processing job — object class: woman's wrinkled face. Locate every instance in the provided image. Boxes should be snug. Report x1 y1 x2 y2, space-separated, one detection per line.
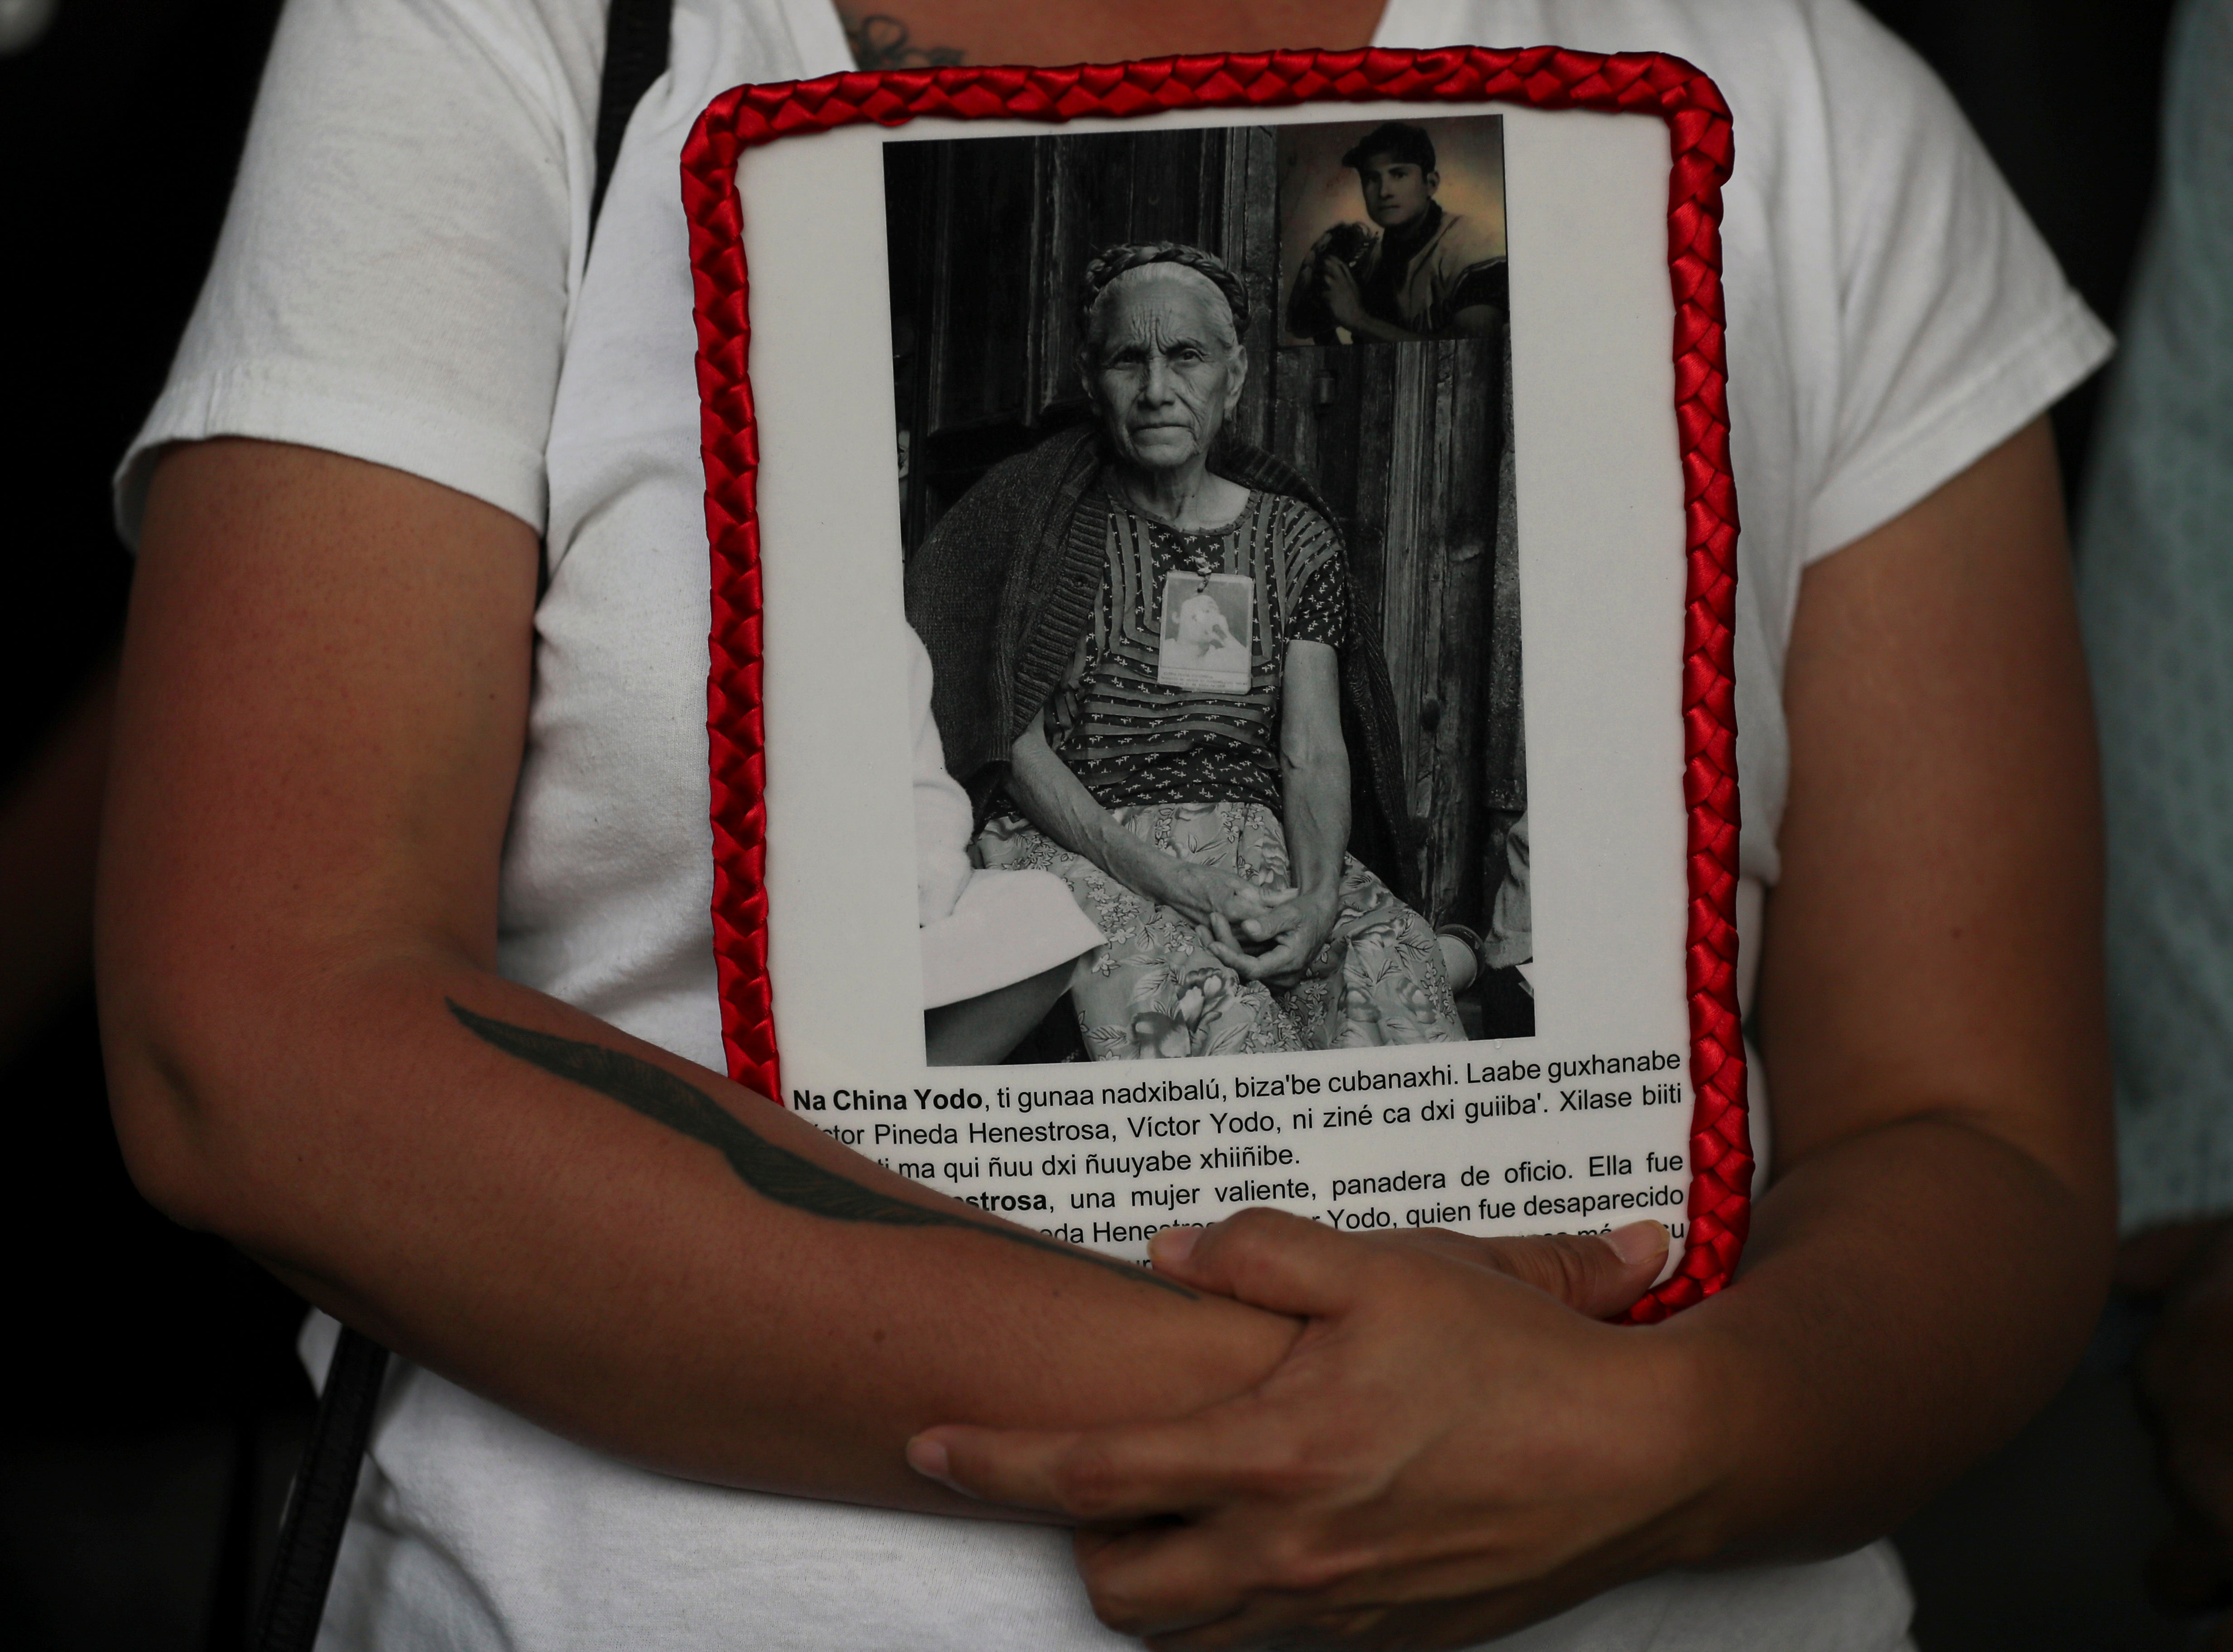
1081 268 1246 475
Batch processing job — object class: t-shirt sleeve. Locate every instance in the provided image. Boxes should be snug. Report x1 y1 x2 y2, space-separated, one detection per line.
113 0 601 541
1801 0 2114 561
1284 517 1351 648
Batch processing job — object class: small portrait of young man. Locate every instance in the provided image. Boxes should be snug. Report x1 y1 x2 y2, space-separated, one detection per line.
1284 118 1508 343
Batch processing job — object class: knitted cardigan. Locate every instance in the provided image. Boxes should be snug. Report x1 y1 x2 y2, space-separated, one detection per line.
903 423 1420 903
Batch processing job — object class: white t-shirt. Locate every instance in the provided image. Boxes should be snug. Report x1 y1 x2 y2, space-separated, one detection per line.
122 0 2109 1646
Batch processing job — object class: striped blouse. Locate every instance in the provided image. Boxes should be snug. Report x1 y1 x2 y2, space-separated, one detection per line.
1047 489 1349 812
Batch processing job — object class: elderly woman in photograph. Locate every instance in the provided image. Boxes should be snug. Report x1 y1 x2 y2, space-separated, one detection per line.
908 242 1462 1060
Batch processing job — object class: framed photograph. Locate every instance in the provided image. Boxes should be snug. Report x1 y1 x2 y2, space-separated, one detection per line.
685 48 1747 1319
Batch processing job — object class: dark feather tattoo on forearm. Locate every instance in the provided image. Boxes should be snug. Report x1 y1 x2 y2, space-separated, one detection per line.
447 1000 1190 1297
840 9 965 70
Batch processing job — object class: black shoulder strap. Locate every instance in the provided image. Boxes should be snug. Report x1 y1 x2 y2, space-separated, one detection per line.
542 0 672 601
590 0 675 238
251 7 677 1639
248 1327 390 1652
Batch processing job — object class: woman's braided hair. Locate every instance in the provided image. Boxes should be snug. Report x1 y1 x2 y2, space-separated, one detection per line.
1077 242 1251 347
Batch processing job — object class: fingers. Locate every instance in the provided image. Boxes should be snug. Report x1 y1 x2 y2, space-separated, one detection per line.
1153 1212 1668 1322
1467 1223 1669 1319
907 1426 1126 1519
1078 1530 1292 1648
1235 935 1313 983
1226 881 1297 911
1205 917 1284 980
1207 903 1321 983
1339 1223 1669 1317
911 1410 1293 1527
1220 950 1288 983
1235 900 1308 944
1151 1208 1376 1319
1078 1524 1343 1647
1081 1538 1249 1648
1233 923 1334 987
1379 1227 1496 1268
1204 937 1256 973
1227 898 1299 948
927 1422 1379 1638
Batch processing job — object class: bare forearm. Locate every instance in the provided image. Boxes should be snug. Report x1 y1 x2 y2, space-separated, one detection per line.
1277 641 1350 905
105 951 1294 1511
1008 721 1175 899
1676 419 2118 1557
1279 750 1348 903
105 442 1293 1513
1666 1113 2111 1561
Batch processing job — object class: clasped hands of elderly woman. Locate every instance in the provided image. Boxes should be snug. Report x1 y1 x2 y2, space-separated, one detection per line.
1169 865 1343 992
1059 815 1344 992
1205 884 1344 992
1003 711 1346 996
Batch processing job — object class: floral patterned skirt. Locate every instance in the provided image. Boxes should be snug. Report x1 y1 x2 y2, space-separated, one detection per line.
974 800 1463 1059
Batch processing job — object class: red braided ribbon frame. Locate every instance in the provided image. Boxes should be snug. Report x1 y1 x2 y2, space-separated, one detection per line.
683 46 1749 1319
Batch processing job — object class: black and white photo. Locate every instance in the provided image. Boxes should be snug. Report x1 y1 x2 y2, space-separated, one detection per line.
884 119 1529 1065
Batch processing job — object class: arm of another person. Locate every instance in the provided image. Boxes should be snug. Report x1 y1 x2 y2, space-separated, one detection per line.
911 418 2118 1645
98 438 1312 1511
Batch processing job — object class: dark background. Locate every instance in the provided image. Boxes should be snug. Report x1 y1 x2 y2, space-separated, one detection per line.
2 3 308 1649
886 124 1525 1005
0 0 2185 1645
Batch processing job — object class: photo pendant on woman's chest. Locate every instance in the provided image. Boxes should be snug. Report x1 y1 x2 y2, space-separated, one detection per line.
1156 570 1256 693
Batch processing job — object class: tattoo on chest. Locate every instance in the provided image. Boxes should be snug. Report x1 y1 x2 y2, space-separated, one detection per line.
840 10 966 69
448 1000 1190 1296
